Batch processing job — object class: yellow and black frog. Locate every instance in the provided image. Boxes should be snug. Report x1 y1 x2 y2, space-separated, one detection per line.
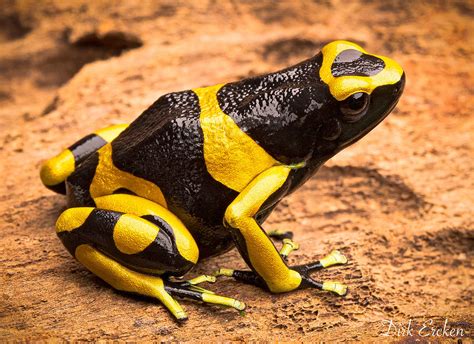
40 40 405 321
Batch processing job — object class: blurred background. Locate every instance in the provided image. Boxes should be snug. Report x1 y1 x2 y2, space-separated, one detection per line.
1 0 472 341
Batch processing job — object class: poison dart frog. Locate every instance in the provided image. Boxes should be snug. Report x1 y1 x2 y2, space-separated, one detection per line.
40 40 405 321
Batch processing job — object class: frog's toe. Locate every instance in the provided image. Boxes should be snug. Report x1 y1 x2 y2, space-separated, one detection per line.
214 268 235 277
299 274 348 296
279 238 300 260
169 274 217 294
185 274 217 285
295 249 348 272
319 250 348 268
214 268 267 289
165 279 246 312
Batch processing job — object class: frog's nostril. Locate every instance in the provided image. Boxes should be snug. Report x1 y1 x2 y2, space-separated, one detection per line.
393 72 405 96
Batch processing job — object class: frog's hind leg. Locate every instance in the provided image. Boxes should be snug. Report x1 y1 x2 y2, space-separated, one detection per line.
55 194 245 320
40 124 128 194
74 243 188 320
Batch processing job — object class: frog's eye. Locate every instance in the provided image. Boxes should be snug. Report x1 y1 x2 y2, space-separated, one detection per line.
340 92 369 122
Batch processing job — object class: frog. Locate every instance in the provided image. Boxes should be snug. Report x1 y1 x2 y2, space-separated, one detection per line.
40 40 405 321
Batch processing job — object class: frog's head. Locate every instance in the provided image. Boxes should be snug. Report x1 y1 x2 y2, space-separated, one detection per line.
313 40 405 159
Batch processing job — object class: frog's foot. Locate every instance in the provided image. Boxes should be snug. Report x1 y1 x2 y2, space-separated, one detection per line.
214 250 349 296
267 230 298 260
295 249 348 295
295 249 348 272
279 238 300 260
164 276 246 312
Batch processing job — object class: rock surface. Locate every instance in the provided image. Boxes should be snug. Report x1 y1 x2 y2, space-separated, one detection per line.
0 0 473 341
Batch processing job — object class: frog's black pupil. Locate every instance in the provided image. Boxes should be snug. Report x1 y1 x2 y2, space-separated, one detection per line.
346 93 366 111
340 92 369 121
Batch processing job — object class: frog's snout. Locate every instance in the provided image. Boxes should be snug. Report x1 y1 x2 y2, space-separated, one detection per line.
320 40 405 101
393 72 406 98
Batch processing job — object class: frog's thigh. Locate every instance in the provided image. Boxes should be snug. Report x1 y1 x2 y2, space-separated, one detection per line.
93 194 198 266
56 196 199 276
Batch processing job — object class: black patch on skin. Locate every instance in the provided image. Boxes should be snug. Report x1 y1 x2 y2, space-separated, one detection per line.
57 208 194 276
110 91 237 258
112 188 137 196
58 208 121 256
331 49 385 77
217 53 332 164
231 270 266 289
69 134 107 162
45 182 67 195
46 134 106 196
142 214 176 241
320 118 342 141
66 152 99 207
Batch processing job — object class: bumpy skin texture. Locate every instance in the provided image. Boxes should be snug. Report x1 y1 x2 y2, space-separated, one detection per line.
112 91 239 257
66 46 403 258
41 40 405 319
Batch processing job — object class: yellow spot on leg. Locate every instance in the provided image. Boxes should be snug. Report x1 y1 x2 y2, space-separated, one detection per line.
113 214 159 255
40 149 75 186
94 194 199 263
56 207 94 232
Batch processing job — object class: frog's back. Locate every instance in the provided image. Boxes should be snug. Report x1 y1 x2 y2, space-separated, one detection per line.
66 90 238 257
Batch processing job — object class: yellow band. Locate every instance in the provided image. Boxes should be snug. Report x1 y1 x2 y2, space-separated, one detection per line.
319 40 403 100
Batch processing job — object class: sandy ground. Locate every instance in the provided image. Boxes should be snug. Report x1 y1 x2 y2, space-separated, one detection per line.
0 0 473 342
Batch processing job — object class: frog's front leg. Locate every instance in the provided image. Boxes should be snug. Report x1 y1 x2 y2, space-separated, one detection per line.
222 165 348 295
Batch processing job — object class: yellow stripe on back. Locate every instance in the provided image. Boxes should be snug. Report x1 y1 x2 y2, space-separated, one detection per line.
89 144 167 207
193 84 279 192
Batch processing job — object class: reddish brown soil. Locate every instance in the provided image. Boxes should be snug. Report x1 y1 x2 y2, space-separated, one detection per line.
0 1 473 342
